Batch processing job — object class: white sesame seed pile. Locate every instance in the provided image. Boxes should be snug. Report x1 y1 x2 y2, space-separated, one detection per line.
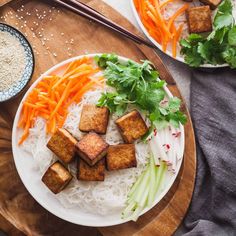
0 4 76 57
0 31 26 92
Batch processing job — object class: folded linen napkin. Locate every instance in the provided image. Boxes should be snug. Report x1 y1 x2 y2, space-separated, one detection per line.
175 68 236 236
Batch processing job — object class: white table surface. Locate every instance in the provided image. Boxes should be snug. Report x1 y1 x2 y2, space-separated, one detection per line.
103 0 191 108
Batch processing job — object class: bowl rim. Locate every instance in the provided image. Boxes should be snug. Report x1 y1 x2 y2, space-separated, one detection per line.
0 22 35 103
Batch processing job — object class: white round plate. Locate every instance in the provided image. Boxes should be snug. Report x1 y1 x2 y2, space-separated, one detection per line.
130 0 231 68
12 54 184 227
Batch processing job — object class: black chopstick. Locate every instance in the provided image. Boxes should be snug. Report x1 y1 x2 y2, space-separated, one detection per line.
53 0 156 49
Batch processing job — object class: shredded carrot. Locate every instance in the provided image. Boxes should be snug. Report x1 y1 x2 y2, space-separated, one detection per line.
172 23 184 58
134 0 188 57
18 56 102 144
167 4 189 30
159 0 175 9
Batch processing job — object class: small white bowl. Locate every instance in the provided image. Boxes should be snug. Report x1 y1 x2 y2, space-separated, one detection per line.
130 0 229 68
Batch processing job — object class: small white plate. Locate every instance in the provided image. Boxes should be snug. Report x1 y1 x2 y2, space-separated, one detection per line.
130 0 230 68
12 54 184 227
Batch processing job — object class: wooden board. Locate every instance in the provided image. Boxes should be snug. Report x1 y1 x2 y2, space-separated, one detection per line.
0 0 14 7
0 0 196 235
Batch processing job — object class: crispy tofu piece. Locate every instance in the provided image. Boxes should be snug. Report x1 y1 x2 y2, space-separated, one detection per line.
77 158 105 181
199 0 222 9
106 144 137 171
47 128 77 163
115 110 148 143
42 161 72 194
187 6 212 33
79 104 109 134
76 132 109 166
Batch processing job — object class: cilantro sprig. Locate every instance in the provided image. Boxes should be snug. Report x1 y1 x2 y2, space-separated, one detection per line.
180 0 236 68
95 54 187 132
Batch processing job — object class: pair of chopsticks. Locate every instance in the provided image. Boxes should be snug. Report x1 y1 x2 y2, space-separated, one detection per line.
52 0 156 49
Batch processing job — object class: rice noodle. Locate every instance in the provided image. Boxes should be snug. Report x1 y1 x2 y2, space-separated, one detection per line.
21 87 150 215
20 76 185 215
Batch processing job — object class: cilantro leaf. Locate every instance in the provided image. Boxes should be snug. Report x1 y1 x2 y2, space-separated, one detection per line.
214 13 234 29
94 53 118 69
222 46 236 67
180 0 236 68
228 26 236 46
95 54 187 132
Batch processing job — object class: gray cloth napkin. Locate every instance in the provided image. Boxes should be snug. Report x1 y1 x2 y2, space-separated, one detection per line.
175 68 236 236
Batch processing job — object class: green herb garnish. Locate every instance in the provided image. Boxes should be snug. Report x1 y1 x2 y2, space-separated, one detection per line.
180 0 236 68
96 54 187 131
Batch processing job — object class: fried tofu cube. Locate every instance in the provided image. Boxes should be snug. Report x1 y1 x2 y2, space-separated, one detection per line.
187 6 212 33
115 110 148 143
42 161 72 194
199 0 222 9
76 132 109 166
47 128 77 163
106 144 137 171
79 104 109 134
77 158 105 181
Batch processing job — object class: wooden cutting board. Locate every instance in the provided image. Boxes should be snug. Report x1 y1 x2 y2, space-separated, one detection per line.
0 0 14 7
0 0 196 235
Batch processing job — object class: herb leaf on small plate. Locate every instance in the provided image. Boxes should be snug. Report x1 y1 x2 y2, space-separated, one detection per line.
180 0 236 68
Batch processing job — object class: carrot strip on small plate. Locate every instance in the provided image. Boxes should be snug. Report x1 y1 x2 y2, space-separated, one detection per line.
167 4 189 30
134 0 188 57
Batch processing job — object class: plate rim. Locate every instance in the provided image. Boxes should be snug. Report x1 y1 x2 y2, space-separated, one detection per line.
12 54 185 227
130 0 229 69
0 22 35 103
